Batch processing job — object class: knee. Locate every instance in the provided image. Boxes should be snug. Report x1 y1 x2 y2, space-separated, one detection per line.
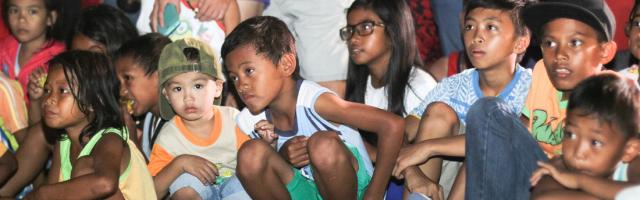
236 140 271 177
308 132 349 170
171 187 203 200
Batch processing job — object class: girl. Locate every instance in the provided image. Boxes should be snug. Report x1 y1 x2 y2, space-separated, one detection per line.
69 4 138 57
25 50 156 199
343 0 437 119
342 0 436 155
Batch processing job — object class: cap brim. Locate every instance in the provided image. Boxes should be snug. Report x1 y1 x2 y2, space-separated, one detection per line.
159 87 175 120
523 2 609 41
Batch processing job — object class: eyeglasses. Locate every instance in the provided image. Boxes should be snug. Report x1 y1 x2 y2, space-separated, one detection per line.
339 21 385 41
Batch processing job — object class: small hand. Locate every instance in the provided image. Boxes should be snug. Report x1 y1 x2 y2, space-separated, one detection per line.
530 161 580 189
196 0 231 21
150 0 181 32
279 136 309 168
177 155 219 185
254 120 278 145
393 141 432 179
27 68 47 100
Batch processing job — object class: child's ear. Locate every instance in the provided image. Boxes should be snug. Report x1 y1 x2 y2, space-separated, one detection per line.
277 53 297 77
47 10 57 27
213 79 224 98
514 31 531 55
600 41 618 64
161 88 170 104
621 138 640 163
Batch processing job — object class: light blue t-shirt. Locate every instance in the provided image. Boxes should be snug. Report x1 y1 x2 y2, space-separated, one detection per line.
410 65 532 126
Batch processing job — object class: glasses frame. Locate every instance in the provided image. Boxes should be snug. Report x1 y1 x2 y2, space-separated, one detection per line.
340 20 385 41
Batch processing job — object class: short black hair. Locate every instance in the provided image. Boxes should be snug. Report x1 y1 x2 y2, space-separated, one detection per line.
568 72 640 139
221 16 300 80
113 33 171 76
464 0 534 37
68 4 138 57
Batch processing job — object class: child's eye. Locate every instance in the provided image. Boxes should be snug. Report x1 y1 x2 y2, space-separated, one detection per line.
59 88 69 94
229 75 239 82
463 24 474 31
632 20 640 28
245 68 254 75
43 88 51 94
569 39 583 47
28 8 38 15
541 40 557 49
487 24 498 31
172 86 182 92
7 7 18 15
591 140 603 148
194 83 203 89
563 130 576 140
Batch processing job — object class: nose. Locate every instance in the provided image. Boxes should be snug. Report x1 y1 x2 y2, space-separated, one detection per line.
119 85 128 99
573 141 589 161
472 29 484 44
236 79 249 94
44 93 55 107
554 44 569 63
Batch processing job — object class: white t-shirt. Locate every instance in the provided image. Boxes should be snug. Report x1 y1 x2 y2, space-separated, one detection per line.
364 67 437 116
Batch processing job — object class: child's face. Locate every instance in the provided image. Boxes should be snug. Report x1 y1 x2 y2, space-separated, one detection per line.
345 8 390 67
225 45 288 114
115 56 159 117
7 0 55 44
162 72 222 121
540 18 609 92
463 8 523 70
42 65 89 130
71 33 106 54
628 9 640 60
562 110 631 177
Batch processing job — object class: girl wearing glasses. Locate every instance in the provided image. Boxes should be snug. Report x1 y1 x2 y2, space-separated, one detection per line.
342 0 437 198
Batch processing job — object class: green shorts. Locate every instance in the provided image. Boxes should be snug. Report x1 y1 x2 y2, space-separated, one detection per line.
286 143 372 200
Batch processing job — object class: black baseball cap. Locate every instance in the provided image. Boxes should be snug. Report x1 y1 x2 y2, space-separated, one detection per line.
523 0 615 41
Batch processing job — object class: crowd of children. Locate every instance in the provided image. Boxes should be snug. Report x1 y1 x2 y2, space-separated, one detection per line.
0 0 639 199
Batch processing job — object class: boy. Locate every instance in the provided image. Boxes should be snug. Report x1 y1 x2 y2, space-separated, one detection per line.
147 38 250 199
460 0 617 199
222 16 404 199
393 0 532 198
114 33 172 159
529 72 640 199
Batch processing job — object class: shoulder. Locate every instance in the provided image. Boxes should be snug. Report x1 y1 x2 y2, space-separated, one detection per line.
408 67 437 89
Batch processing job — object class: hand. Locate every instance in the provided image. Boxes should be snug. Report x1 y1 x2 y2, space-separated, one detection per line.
254 120 277 145
27 68 47 100
404 170 444 200
393 141 432 179
279 136 309 168
176 155 219 185
530 161 580 189
196 0 231 22
150 0 181 32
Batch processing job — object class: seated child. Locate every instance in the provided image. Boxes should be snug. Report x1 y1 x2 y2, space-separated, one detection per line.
530 72 640 199
147 38 250 199
224 16 404 200
27 50 156 199
114 33 172 160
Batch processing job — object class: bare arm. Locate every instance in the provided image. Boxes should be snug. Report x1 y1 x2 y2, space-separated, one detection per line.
222 0 239 35
27 134 125 200
0 123 52 197
152 155 218 199
0 151 17 186
315 93 404 199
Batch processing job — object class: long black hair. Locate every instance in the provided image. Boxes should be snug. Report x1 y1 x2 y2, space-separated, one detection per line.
68 4 138 57
49 50 124 144
344 0 422 116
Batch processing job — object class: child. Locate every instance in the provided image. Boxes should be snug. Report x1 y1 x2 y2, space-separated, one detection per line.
224 16 404 200
343 0 437 122
615 0 640 81
69 4 139 57
147 38 249 199
446 0 618 199
26 50 156 199
529 72 640 199
114 33 172 160
392 0 532 198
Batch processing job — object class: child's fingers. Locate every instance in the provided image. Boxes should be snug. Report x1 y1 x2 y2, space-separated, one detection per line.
536 161 557 175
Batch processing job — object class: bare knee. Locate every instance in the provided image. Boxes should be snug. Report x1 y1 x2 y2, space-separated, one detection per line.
171 187 202 200
308 132 351 171
237 140 272 178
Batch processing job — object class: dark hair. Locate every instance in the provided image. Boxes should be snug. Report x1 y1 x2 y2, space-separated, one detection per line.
114 33 171 76
221 16 300 80
68 4 138 57
49 50 124 144
344 0 422 116
3 0 80 43
464 0 531 37
568 72 640 139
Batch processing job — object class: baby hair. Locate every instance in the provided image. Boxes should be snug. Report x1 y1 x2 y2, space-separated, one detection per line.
113 33 171 76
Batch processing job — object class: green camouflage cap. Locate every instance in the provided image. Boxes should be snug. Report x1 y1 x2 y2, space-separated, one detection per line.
158 38 225 120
